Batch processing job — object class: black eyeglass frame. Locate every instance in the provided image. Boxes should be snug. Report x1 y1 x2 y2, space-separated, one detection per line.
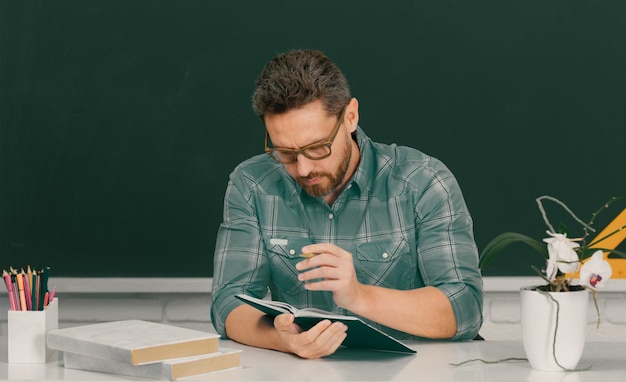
264 107 347 164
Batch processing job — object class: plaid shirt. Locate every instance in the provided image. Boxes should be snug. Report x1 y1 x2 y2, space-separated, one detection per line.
211 127 483 341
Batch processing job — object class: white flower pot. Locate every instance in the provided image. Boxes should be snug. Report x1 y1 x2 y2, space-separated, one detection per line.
520 286 589 371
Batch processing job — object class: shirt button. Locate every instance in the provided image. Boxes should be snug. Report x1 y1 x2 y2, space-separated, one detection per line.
382 252 389 259
289 249 296 255
328 213 334 220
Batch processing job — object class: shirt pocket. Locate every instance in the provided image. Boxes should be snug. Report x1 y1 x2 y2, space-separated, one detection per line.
354 237 415 289
265 236 314 296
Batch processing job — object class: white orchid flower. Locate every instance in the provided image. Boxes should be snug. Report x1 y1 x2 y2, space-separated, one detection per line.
579 250 612 290
542 231 580 280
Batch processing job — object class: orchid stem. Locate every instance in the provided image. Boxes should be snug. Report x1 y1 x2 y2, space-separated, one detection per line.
536 195 595 234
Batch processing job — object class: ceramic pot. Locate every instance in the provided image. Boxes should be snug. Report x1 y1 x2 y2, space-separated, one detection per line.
520 286 589 371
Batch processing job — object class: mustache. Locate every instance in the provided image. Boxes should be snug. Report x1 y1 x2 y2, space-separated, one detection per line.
297 172 328 181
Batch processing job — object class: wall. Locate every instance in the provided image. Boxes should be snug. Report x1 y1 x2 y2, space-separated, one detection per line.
3 0 626 278
1 278 625 342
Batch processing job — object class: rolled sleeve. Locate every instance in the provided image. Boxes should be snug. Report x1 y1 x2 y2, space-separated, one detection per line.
414 159 483 340
210 171 270 337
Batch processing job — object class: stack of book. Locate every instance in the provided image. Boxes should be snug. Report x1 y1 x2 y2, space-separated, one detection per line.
46 320 241 381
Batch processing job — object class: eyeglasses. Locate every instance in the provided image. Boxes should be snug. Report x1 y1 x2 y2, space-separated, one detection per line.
265 107 346 164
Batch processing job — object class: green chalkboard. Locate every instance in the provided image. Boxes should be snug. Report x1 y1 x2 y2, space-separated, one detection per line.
1 1 625 277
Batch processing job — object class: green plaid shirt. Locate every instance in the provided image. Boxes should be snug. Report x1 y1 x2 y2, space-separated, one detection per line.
211 127 483 341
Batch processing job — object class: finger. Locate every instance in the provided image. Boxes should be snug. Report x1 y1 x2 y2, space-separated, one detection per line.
302 277 354 294
299 319 332 340
286 320 332 358
298 266 334 281
273 314 302 334
316 321 348 343
311 322 348 358
301 243 344 258
297 321 347 359
321 323 348 354
296 253 343 273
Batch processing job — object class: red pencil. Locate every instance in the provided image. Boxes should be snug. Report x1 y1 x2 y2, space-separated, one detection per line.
35 272 41 311
22 271 32 311
2 270 17 311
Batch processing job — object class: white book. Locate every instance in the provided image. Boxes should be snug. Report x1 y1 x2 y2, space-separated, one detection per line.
47 320 220 365
63 347 241 381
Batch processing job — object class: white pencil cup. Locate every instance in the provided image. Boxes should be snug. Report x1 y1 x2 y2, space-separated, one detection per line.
7 298 58 363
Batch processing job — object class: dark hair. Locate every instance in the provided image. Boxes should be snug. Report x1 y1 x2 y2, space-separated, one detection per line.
252 50 351 120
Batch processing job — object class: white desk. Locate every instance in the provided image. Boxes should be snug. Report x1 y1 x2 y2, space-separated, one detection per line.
1 339 624 381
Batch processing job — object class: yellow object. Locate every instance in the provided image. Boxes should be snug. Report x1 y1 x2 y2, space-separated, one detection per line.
573 208 626 279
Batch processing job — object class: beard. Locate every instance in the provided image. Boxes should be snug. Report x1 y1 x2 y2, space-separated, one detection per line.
296 137 353 198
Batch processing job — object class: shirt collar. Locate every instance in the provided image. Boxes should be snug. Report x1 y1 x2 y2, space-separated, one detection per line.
349 126 376 197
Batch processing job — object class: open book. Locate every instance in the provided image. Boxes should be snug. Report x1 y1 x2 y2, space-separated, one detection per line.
235 294 416 354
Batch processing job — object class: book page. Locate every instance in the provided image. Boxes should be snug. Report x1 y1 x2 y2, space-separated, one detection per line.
261 300 297 314
297 308 357 320
236 294 356 320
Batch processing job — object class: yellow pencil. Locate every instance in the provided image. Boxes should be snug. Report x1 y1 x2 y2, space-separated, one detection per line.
299 253 317 258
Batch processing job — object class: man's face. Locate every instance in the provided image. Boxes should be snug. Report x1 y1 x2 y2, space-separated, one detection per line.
264 100 354 198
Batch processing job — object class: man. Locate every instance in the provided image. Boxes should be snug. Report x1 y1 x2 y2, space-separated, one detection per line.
211 49 483 359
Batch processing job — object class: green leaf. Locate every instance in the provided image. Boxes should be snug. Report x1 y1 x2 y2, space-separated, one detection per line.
609 248 626 259
479 232 548 270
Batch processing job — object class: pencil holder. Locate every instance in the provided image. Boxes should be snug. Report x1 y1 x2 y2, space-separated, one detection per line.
7 298 58 363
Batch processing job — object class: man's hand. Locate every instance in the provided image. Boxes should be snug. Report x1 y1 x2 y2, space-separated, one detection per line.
273 314 347 359
296 243 363 310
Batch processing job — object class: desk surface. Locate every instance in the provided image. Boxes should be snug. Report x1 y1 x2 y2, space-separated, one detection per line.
1 339 624 381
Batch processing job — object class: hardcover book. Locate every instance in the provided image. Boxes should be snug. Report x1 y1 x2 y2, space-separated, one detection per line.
47 320 220 365
63 348 242 381
235 294 416 354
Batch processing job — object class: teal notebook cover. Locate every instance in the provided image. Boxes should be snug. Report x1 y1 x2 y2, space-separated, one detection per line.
236 294 416 354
